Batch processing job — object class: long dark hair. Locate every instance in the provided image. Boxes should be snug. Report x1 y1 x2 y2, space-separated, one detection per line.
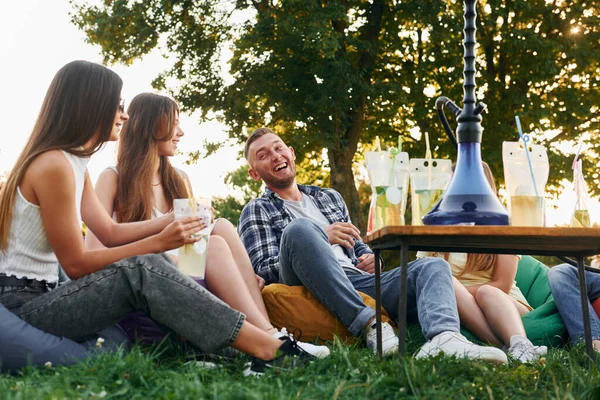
0 60 122 250
115 93 189 223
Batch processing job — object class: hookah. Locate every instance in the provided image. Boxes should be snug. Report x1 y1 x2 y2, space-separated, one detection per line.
422 0 509 226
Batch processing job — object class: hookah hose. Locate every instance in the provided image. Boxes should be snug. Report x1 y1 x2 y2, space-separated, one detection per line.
435 96 461 150
435 96 487 150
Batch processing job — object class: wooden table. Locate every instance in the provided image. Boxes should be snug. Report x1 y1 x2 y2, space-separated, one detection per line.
363 225 600 359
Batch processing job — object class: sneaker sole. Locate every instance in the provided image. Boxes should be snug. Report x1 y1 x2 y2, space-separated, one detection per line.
478 353 508 364
243 368 264 377
368 339 399 357
309 348 331 359
415 350 508 364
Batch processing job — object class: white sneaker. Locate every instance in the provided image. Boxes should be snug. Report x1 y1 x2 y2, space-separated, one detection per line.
507 335 547 363
364 322 399 356
272 328 330 359
415 331 508 364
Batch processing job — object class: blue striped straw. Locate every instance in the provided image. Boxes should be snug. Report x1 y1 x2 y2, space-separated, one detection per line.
515 116 539 198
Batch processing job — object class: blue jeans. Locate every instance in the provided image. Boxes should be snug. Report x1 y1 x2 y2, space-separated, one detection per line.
548 263 600 342
278 218 460 339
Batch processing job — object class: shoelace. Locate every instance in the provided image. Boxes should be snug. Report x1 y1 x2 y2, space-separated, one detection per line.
281 334 315 358
510 342 537 359
280 327 305 343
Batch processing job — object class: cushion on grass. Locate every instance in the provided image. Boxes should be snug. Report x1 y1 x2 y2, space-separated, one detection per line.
0 305 131 374
1 266 131 373
516 256 567 347
0 303 88 373
462 256 567 347
262 284 393 343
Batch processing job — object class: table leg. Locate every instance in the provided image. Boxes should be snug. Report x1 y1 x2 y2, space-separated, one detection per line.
398 240 409 358
576 256 594 359
374 249 382 358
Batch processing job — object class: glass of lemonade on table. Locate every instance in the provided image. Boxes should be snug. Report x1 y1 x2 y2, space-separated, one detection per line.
365 150 409 234
409 158 452 225
510 188 545 227
502 141 549 227
173 198 211 279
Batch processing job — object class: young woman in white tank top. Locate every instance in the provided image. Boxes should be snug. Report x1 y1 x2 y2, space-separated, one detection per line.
0 61 327 372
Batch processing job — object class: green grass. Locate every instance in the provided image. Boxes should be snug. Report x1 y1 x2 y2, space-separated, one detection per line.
2 334 600 400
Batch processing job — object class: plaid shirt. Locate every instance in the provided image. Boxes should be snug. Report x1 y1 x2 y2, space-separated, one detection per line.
238 184 373 284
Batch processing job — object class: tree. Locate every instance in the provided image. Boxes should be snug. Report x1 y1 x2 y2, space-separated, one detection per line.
72 0 600 231
211 164 262 226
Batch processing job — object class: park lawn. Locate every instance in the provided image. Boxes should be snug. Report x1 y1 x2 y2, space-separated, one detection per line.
1 330 600 400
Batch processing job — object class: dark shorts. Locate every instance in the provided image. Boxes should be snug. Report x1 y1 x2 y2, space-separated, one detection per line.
118 278 206 344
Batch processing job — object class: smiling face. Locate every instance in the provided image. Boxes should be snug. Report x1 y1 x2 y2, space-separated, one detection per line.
247 133 297 190
157 114 184 157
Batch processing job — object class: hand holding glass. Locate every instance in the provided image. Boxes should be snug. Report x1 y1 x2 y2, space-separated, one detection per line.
173 198 210 279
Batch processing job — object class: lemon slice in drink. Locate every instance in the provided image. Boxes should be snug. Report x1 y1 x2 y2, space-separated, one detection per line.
385 186 402 205
194 237 207 254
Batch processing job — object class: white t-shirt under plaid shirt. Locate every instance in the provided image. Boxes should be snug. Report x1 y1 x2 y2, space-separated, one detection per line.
282 194 369 277
238 184 374 284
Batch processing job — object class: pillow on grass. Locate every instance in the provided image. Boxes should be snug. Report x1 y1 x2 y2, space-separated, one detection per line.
515 256 567 347
0 303 88 373
0 304 131 373
262 284 393 343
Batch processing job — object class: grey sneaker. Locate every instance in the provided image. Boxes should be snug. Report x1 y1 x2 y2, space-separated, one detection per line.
364 322 399 356
507 336 547 363
415 331 508 364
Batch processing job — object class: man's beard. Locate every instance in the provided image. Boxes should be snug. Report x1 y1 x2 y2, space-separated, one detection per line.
261 166 296 190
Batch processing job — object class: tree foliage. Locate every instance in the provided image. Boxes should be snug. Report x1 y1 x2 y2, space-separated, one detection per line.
72 0 600 231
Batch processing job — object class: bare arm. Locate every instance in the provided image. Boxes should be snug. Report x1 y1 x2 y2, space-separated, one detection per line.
464 254 518 296
82 171 172 248
28 152 202 279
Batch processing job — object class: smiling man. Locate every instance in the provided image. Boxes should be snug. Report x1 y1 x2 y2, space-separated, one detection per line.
238 127 508 362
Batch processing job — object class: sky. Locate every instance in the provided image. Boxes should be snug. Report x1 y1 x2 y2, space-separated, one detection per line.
0 0 597 226
0 0 245 199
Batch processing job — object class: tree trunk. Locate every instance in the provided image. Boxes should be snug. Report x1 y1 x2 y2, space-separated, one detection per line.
329 149 365 233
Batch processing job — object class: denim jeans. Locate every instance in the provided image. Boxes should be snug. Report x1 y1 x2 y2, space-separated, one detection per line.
0 254 245 353
548 263 600 342
278 218 460 339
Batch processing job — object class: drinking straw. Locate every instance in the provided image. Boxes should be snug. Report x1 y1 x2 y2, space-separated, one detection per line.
424 131 432 160
182 179 197 214
387 147 400 187
515 116 539 198
570 159 582 225
424 131 432 189
398 135 403 152
572 141 583 170
376 136 382 152
571 141 584 214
